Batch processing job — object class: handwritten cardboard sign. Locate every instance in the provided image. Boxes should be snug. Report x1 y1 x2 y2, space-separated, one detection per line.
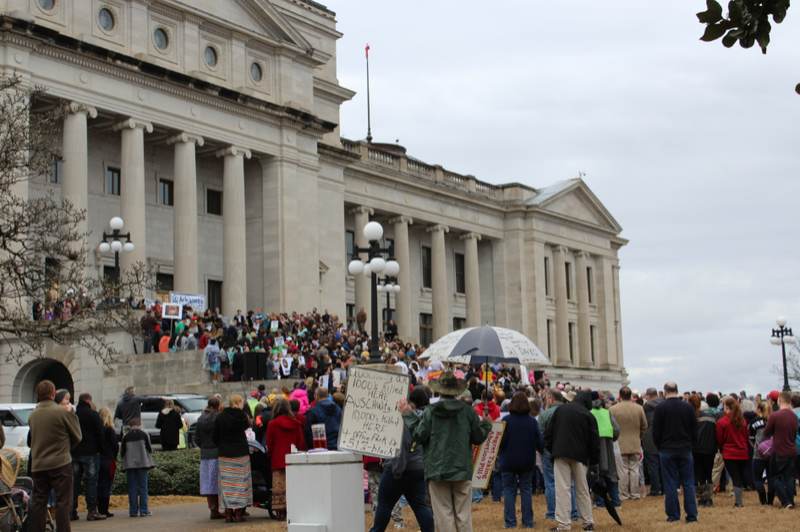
471 421 505 489
338 367 411 459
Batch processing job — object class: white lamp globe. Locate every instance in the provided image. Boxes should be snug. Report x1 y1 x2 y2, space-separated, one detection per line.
363 221 384 242
348 260 365 276
376 285 384 293
393 284 401 293
110 240 122 252
98 242 111 253
370 257 386 274
363 264 372 277
385 282 394 290
109 217 124 230
123 242 135 253
784 335 797 345
384 260 400 277
771 336 782 345
776 316 787 327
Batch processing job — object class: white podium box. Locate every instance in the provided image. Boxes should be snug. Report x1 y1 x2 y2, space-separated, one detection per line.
286 451 365 532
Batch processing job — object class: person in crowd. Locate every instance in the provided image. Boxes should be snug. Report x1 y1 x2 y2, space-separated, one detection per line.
357 306 367 332
544 390 599 532
266 398 306 520
155 399 183 452
120 418 154 517
71 393 105 521
539 389 579 522
140 309 159 353
704 393 728 497
97 407 118 518
304 387 342 450
475 390 500 420
114 387 166 433
29 380 83 532
370 388 434 532
204 338 221 384
716 397 749 507
749 401 773 506
194 396 225 520
498 392 543 529
590 393 621 509
212 394 253 522
398 371 491 532
290 384 310 415
764 391 800 509
642 387 664 496
652 382 698 523
609 386 647 501
686 394 717 507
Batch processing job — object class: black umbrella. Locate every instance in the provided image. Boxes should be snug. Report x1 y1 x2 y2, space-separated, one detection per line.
591 481 622 526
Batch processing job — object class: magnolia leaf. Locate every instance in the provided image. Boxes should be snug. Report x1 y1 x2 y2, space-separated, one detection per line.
697 0 724 23
700 22 728 42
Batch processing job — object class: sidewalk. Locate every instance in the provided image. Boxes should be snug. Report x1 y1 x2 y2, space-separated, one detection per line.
71 503 278 532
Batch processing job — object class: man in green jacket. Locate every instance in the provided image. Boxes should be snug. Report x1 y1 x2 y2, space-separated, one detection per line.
399 371 492 532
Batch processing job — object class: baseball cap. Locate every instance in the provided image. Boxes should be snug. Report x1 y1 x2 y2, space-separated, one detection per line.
767 390 780 401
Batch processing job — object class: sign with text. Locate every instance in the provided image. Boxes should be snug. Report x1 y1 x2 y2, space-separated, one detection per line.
169 292 206 312
471 421 505 489
338 367 411 459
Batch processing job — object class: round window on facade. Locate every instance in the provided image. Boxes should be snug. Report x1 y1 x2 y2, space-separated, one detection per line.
204 46 218 68
98 8 115 31
38 0 55 10
250 62 262 83
153 28 169 51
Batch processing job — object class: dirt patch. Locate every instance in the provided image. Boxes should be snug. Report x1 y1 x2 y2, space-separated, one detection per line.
75 495 206 514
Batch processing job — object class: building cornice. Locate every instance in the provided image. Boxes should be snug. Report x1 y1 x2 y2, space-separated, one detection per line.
314 77 356 105
318 142 361 168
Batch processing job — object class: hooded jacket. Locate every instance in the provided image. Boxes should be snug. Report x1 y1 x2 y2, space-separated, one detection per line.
290 388 310 415
193 411 220 460
716 412 750 460
386 408 425 478
695 410 718 455
212 407 250 458
544 391 600 466
114 393 162 426
303 400 342 450
474 401 500 421
266 414 306 470
405 396 491 482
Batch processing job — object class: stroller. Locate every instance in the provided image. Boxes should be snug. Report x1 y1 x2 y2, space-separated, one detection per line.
248 441 281 520
0 448 33 532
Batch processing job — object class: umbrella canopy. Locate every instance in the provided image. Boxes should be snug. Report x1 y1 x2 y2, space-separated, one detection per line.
422 326 551 365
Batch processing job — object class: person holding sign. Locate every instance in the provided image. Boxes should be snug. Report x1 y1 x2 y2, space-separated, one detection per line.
398 371 492 532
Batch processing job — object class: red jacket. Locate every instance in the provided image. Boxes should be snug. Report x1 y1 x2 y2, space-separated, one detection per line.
716 413 749 460
475 401 500 421
266 415 306 470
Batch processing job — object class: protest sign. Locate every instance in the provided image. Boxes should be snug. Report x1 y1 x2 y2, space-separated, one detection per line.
319 374 329 390
162 304 182 320
338 367 410 458
471 421 505 489
170 292 206 312
270 320 279 332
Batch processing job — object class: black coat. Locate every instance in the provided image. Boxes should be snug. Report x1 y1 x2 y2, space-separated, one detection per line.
544 391 600 466
212 407 250 458
232 351 245 379
72 402 104 456
194 411 220 460
156 409 183 448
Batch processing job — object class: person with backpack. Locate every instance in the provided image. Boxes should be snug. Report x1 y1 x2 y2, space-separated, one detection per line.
204 339 221 383
749 401 773 505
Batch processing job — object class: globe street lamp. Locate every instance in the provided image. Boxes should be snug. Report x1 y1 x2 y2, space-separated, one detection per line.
770 316 796 392
98 216 134 301
348 221 401 362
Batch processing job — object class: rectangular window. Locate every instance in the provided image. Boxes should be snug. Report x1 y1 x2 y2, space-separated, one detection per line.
207 189 222 216
546 319 553 358
419 313 433 347
587 267 594 304
207 280 223 313
453 317 466 331
568 322 575 363
454 253 465 294
346 304 355 330
590 325 597 363
156 273 174 304
159 179 174 206
565 262 573 300
106 167 121 195
49 160 62 184
385 238 394 255
383 308 397 331
544 257 551 297
421 246 432 289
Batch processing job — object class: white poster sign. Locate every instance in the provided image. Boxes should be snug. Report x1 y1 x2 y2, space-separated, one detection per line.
169 292 206 312
472 421 505 489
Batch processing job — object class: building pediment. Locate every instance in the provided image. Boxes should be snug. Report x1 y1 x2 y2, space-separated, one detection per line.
526 179 622 233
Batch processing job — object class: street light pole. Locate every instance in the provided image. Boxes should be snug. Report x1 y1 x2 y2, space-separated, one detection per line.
770 316 796 392
98 217 134 303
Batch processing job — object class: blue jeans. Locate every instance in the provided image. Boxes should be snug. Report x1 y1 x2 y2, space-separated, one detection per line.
752 458 772 497
644 451 662 495
660 452 697 522
72 455 99 513
769 454 797 506
471 488 483 504
502 470 533 528
368 468 433 532
127 469 149 516
98 461 114 498
491 470 503 501
592 476 621 508
541 454 578 521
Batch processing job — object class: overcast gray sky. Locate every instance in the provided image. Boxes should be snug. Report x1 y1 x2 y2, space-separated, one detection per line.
329 1 800 395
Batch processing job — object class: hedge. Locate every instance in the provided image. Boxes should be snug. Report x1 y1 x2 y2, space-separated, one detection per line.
20 448 202 496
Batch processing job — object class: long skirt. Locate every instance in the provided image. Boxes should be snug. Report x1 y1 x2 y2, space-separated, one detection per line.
218 456 253 509
200 459 219 495
271 468 287 511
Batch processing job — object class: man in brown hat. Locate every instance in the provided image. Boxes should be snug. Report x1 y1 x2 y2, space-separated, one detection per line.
399 371 492 532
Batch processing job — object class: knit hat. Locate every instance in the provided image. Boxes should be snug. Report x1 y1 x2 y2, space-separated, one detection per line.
55 390 69 404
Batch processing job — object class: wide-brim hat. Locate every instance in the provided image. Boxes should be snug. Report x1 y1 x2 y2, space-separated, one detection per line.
565 391 577 403
428 371 468 396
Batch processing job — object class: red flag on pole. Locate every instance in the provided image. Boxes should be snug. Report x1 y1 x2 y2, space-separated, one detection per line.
365 43 370 59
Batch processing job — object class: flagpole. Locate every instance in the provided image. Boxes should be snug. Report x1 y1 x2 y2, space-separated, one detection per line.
365 43 373 144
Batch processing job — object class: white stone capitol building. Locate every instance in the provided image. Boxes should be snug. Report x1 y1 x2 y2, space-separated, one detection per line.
3 0 628 389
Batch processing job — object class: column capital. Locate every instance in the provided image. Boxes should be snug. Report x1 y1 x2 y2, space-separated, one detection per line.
166 132 205 147
459 232 481 241
575 250 591 258
216 146 252 159
113 118 153 133
67 102 97 119
426 224 449 234
553 245 569 254
389 215 413 226
348 206 374 216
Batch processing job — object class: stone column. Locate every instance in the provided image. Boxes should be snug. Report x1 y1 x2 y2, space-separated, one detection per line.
575 251 593 367
167 133 204 294
113 118 152 274
61 104 97 252
552 245 570 365
350 206 373 330
427 224 450 341
216 146 252 316
613 262 624 370
460 232 482 327
596 256 618 370
389 216 413 341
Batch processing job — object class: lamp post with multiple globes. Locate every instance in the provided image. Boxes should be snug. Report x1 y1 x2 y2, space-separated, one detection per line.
770 316 796 392
348 221 401 362
98 216 134 302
